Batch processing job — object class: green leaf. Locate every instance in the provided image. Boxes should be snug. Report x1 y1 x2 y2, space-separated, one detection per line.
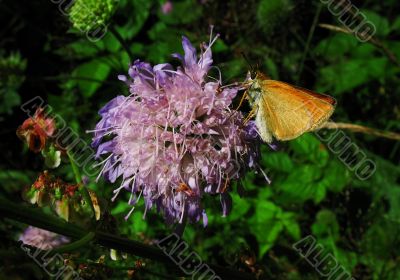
262 151 294 173
311 209 339 241
250 201 300 256
315 34 358 58
117 0 152 40
130 210 148 233
221 59 247 82
73 60 111 97
147 42 175 64
58 40 102 58
250 201 283 256
103 32 121 53
290 134 329 167
213 39 229 53
0 169 33 193
313 184 327 204
258 222 284 257
362 10 390 37
256 0 292 33
279 164 323 202
264 57 279 80
227 193 251 221
365 57 388 79
318 59 369 94
281 212 301 240
290 133 317 155
335 249 358 272
0 89 21 114
361 219 399 260
320 159 349 193
349 43 375 58
391 16 400 32
147 23 182 63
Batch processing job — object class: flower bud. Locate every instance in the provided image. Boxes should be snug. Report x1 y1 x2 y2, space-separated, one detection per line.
68 0 119 33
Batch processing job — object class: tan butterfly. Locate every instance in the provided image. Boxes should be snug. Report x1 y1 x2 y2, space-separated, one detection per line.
245 72 336 143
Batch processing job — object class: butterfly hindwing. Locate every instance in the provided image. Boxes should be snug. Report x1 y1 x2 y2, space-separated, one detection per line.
257 79 335 141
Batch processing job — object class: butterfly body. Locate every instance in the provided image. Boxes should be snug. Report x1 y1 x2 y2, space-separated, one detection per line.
247 72 336 143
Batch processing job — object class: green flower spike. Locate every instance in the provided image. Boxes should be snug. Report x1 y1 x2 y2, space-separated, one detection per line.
68 0 119 33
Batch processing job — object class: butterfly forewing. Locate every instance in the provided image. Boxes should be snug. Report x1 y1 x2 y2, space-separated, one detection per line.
257 79 335 141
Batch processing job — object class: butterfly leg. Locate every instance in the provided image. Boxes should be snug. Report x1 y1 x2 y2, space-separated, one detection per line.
244 107 257 124
235 90 249 111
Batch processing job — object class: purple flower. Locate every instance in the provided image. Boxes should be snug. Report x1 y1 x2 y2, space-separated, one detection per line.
19 226 70 250
90 34 264 225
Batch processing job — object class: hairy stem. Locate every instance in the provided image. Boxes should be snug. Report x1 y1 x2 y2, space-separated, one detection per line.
51 232 95 254
0 197 256 280
322 121 400 141
67 150 96 219
109 25 134 62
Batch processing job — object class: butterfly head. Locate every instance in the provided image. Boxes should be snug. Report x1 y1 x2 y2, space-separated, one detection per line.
246 71 269 106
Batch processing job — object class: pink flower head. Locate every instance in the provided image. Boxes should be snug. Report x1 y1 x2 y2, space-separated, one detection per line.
91 34 263 225
161 1 173 14
19 226 70 250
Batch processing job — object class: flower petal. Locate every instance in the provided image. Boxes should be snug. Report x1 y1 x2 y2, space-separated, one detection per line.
182 36 197 67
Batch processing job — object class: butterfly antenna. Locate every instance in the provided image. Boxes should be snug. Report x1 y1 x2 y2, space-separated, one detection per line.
241 52 254 74
256 60 261 71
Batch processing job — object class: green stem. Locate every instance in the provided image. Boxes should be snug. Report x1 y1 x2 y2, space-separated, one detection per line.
0 197 255 280
0 197 84 239
109 25 134 62
67 150 96 219
51 232 95 254
67 150 82 184
296 4 322 83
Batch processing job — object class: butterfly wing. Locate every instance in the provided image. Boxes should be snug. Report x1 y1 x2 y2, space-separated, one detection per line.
255 102 273 143
257 79 335 141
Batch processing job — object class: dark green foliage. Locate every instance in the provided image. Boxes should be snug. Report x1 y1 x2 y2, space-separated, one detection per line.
257 0 293 34
0 51 26 116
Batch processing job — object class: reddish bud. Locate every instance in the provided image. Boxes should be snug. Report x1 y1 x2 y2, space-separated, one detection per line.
17 108 56 152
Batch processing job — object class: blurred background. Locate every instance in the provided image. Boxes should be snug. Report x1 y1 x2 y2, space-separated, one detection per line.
0 0 399 279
